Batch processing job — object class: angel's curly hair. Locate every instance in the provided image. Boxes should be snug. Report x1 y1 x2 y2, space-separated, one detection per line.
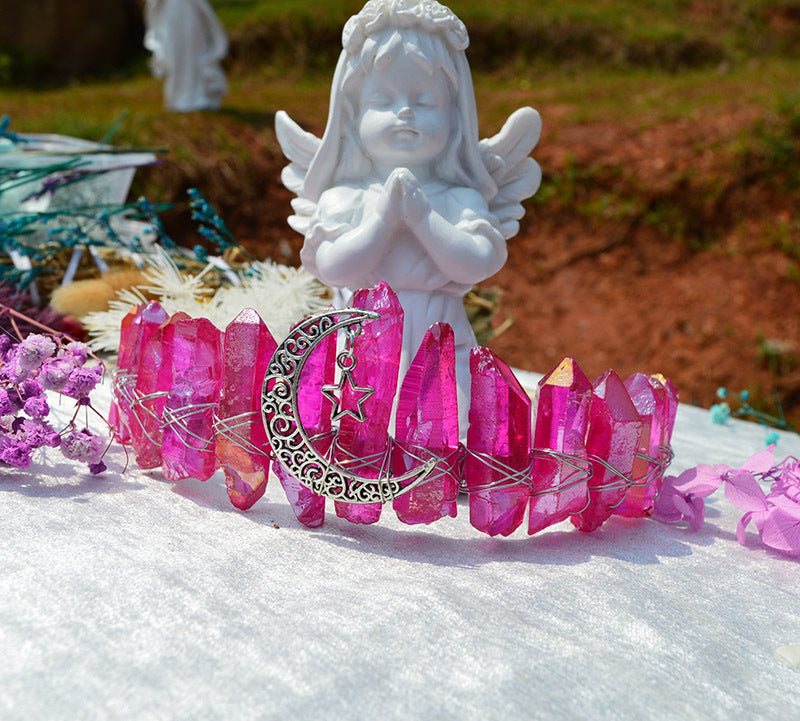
302 2 497 203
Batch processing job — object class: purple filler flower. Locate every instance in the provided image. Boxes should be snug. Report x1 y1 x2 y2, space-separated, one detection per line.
64 341 90 365
20 419 58 449
23 396 49 419
39 357 75 392
60 429 105 465
15 334 56 373
0 440 32 469
62 365 103 399
0 388 13 416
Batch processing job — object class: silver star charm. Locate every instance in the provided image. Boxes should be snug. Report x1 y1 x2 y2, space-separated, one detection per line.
321 369 375 423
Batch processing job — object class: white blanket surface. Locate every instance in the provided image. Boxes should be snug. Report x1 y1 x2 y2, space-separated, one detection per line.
2 369 798 720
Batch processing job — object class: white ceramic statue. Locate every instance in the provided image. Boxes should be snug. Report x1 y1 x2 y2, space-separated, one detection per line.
144 0 228 112
276 0 541 431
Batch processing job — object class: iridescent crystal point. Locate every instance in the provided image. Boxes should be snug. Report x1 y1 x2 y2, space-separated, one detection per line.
334 282 402 524
217 308 276 510
160 316 223 482
112 301 168 444
528 357 592 535
130 311 189 469
572 369 642 532
393 322 459 525
614 372 668 517
465 347 531 537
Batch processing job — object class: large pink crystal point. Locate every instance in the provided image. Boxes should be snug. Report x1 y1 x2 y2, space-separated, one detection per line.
334 282 403 524
528 357 592 535
216 309 276 510
465 347 531 537
130 311 190 469
392 323 459 525
614 372 668 517
160 316 223 482
571 370 643 532
273 316 336 528
112 301 168 444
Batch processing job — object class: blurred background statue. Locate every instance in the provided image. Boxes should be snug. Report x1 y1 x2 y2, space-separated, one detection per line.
144 0 228 112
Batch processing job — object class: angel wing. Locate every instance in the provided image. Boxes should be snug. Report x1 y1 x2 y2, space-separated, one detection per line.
274 110 321 236
480 107 542 240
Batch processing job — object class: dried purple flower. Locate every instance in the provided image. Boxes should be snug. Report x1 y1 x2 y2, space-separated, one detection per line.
64 341 90 365
16 334 56 372
0 388 13 415
60 429 105 465
0 440 32 469
62 365 103 399
39 357 75 392
23 396 49 419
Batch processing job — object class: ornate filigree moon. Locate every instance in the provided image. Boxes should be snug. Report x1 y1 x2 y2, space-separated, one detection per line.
261 308 437 503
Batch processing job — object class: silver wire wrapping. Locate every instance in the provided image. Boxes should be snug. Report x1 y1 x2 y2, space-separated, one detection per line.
113 370 674 500
113 360 673 508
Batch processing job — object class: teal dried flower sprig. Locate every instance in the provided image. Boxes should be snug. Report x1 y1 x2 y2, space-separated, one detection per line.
711 387 796 446
188 188 238 252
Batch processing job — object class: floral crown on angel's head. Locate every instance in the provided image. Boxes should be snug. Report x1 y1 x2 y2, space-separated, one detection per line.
342 0 469 54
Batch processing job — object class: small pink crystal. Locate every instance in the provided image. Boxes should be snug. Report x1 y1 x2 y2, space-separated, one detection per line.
217 309 276 510
528 358 592 535
334 282 403 524
465 347 530 537
614 372 668 517
274 315 337 528
393 323 459 525
130 312 190 469
111 302 168 444
571 370 643 532
652 373 679 444
160 316 223 482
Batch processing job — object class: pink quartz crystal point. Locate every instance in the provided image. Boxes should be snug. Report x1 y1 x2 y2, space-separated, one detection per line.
334 281 403 525
273 316 336 528
111 301 168 444
571 369 643 532
465 347 531 537
528 357 592 535
217 309 277 510
130 311 191 469
392 322 459 525
652 373 679 445
614 372 668 518
160 316 223 482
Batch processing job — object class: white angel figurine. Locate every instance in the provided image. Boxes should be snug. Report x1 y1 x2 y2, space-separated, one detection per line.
144 0 228 112
275 0 541 432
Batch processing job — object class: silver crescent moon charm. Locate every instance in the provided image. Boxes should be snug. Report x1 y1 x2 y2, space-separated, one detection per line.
261 308 437 503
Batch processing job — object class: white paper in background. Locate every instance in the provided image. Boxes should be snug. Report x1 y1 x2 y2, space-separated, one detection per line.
1 374 798 721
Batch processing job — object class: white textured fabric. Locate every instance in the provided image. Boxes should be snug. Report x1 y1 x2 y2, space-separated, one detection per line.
1 370 798 720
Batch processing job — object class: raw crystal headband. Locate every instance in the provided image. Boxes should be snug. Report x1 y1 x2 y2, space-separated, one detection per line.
111 281 677 537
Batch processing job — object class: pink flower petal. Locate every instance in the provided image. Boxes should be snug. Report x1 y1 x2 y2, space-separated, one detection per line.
740 449 775 475
672 464 726 497
766 494 800 519
724 472 769 511
758 509 800 556
737 511 754 546
687 497 706 532
652 492 683 524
